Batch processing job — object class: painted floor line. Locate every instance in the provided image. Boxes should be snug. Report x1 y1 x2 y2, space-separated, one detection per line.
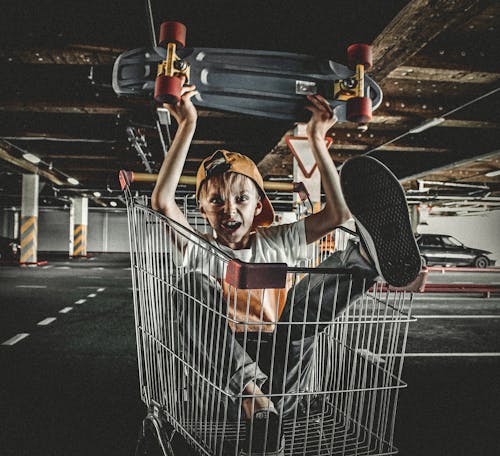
16 285 47 288
394 352 500 357
38 317 57 326
87 293 97 298
415 315 500 319
59 307 73 314
413 295 500 301
74 299 86 304
2 333 30 346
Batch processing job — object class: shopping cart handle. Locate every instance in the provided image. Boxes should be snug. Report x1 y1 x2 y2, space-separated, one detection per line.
225 260 288 289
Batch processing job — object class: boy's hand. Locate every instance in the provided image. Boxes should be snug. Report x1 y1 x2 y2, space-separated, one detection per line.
163 81 198 126
305 94 338 139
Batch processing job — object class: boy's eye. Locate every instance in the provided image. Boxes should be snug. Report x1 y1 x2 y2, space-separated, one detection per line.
209 196 223 205
237 194 249 202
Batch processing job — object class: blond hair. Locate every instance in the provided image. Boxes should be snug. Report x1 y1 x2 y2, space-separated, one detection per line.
198 172 261 207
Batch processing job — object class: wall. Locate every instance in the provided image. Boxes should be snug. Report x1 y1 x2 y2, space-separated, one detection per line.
417 210 500 263
0 207 131 253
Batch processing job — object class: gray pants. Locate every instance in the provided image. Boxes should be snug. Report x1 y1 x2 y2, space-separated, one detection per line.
174 241 377 418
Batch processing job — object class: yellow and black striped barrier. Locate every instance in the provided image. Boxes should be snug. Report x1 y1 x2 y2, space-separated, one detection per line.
72 224 87 257
20 215 37 264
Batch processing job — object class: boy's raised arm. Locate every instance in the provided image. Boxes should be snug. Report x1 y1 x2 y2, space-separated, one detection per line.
303 95 352 244
151 84 198 231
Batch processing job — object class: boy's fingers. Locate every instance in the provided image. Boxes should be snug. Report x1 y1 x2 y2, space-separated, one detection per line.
180 84 196 95
307 94 333 116
184 90 199 99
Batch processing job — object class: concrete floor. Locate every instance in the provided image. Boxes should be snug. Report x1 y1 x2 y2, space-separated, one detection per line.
1 254 499 455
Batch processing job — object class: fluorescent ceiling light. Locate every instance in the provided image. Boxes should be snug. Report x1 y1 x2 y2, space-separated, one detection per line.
23 153 41 164
67 177 79 185
485 169 500 177
110 201 117 207
93 191 101 197
409 117 445 134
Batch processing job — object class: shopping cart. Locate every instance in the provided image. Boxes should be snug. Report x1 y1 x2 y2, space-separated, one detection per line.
120 171 415 456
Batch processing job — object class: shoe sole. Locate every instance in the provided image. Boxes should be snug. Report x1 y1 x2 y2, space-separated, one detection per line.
340 155 422 287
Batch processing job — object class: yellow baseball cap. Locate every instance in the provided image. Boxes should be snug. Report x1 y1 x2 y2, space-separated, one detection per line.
196 150 275 227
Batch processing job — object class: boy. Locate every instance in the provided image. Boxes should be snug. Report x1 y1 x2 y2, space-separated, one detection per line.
152 84 422 455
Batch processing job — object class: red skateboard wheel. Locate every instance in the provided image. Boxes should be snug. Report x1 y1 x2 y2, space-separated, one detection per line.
347 97 372 123
154 75 183 104
347 44 372 70
158 21 186 48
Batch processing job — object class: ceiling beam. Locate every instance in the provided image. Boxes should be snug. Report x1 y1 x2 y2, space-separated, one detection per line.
386 66 500 84
0 45 123 65
0 144 65 185
371 0 486 80
0 101 130 115
400 149 500 185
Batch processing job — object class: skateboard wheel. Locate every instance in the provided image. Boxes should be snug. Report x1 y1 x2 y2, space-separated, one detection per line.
159 21 186 48
154 75 183 104
347 97 372 123
347 44 372 70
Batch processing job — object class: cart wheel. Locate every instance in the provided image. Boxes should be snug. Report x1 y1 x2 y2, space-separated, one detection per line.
154 75 183 105
159 21 186 48
347 97 372 123
347 44 372 70
135 417 176 456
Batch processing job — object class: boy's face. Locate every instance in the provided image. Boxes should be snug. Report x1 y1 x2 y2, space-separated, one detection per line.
199 174 263 250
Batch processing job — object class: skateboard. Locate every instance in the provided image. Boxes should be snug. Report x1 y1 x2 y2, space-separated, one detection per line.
112 21 382 123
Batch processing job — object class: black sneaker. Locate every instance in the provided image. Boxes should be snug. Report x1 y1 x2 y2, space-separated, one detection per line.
340 155 422 287
241 408 285 456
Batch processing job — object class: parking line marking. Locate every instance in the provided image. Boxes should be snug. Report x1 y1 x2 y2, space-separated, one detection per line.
59 307 73 314
16 285 47 288
38 317 57 326
415 315 500 319
402 353 500 357
2 333 30 346
74 299 86 304
87 293 97 298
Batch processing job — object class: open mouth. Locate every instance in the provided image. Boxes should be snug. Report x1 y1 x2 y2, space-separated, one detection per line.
221 220 242 231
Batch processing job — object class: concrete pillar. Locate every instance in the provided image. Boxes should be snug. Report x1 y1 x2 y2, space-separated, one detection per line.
20 174 39 264
70 197 88 257
289 125 323 213
410 204 419 234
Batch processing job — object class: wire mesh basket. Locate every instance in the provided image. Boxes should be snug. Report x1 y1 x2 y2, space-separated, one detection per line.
121 173 414 456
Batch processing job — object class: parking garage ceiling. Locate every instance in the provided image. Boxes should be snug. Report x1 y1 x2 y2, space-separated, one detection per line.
0 0 499 214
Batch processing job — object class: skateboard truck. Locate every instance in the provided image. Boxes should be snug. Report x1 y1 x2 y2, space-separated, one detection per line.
336 44 373 124
156 42 190 82
333 63 365 101
154 21 190 104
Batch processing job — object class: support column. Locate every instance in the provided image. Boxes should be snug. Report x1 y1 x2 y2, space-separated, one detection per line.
289 125 323 213
20 174 39 264
71 197 88 257
410 205 419 234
